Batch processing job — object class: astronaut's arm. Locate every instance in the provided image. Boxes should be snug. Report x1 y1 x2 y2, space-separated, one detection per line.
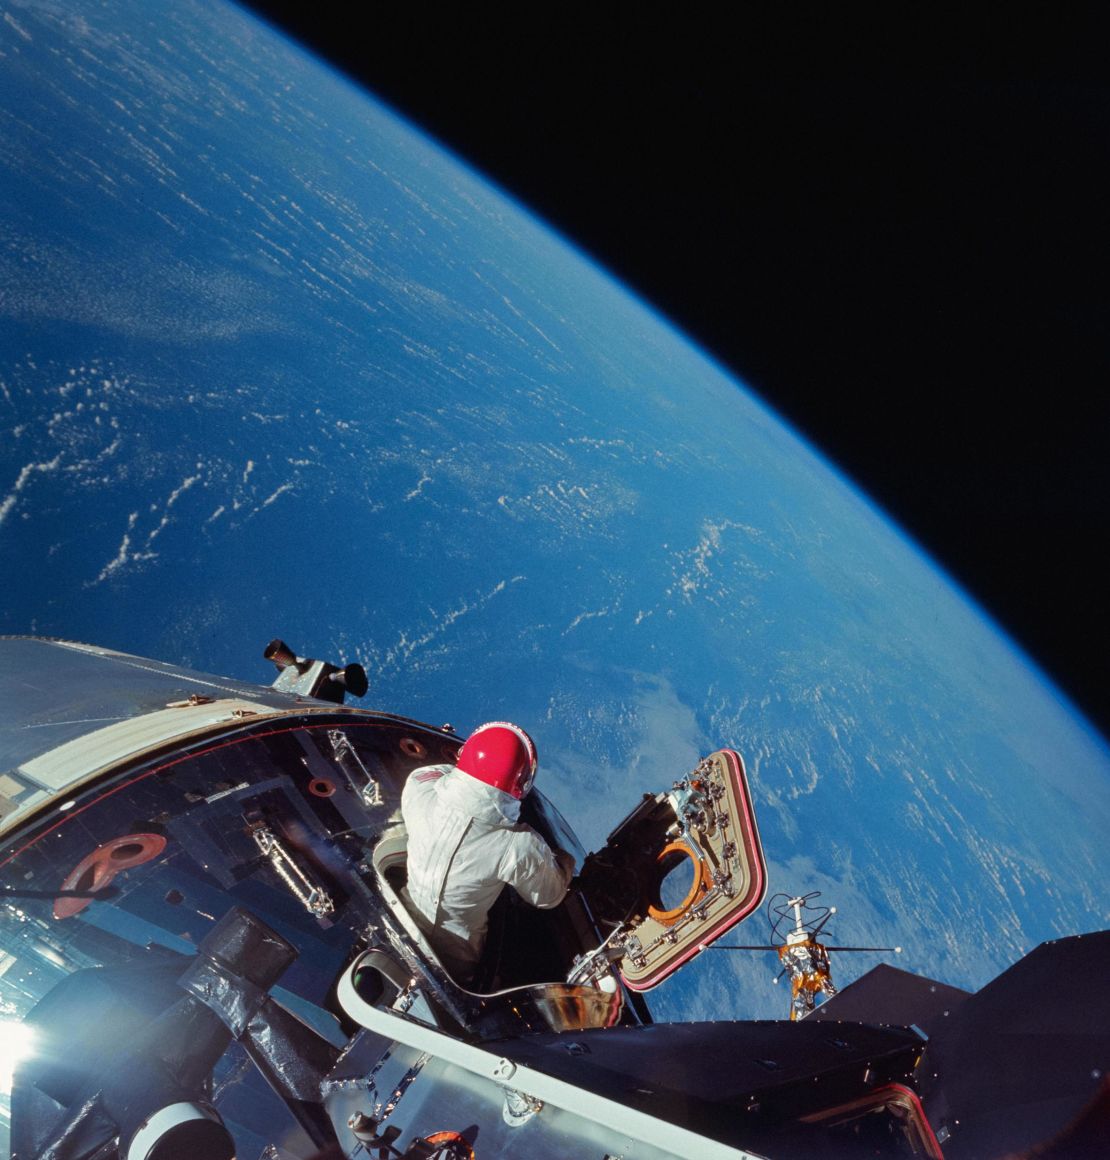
508 835 574 909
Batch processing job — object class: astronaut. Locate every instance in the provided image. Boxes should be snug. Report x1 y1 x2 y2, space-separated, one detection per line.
401 721 575 985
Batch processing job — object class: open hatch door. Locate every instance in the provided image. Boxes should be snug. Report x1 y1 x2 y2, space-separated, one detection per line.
576 749 766 991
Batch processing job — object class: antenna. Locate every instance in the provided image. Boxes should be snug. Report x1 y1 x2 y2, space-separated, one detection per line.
707 891 902 1019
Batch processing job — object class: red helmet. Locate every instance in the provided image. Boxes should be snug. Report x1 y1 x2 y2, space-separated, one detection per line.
456 722 538 799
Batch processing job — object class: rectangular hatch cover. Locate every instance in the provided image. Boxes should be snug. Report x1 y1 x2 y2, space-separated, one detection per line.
578 749 766 991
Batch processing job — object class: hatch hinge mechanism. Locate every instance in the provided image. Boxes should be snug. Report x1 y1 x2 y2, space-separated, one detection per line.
248 821 335 918
328 728 384 807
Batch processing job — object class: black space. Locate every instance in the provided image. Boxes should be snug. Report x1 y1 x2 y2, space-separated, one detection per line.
243 5 1109 739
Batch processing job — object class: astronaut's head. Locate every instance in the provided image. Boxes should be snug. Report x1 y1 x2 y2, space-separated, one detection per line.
456 721 538 799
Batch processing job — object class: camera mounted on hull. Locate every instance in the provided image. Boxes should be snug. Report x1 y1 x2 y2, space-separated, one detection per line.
264 638 369 704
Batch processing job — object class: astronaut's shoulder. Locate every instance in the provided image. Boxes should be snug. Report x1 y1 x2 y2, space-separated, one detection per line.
402 763 452 805
410 764 450 784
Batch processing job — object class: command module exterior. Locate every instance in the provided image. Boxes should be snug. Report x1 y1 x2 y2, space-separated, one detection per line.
0 637 1105 1160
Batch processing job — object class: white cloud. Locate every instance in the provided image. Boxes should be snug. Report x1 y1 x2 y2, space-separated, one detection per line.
0 454 62 526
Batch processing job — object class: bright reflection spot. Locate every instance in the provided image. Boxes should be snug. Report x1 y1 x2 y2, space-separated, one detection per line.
0 1020 36 1093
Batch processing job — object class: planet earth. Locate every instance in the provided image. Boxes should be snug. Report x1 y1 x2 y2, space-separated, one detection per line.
2 0 1108 1054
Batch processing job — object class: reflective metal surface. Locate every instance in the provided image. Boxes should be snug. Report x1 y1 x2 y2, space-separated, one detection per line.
525 981 623 1033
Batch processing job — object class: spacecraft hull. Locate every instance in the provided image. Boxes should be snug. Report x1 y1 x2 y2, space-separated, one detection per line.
1 637 1105 1159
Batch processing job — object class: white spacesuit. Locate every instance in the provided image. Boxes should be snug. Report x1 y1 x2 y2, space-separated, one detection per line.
400 722 573 984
